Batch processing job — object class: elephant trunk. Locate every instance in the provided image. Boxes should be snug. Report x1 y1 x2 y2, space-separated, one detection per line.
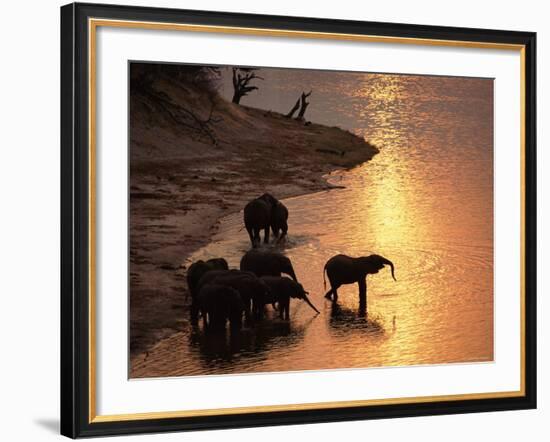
381 257 396 281
303 293 320 314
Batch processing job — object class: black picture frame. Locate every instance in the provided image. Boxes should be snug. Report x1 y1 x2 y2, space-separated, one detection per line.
61 2 537 438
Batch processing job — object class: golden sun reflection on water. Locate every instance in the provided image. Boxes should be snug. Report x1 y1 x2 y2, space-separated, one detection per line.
136 72 494 377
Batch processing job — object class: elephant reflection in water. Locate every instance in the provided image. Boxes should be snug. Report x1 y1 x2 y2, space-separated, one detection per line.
328 302 385 337
188 317 316 369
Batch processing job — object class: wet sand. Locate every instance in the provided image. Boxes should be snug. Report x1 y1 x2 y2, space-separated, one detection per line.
129 73 378 374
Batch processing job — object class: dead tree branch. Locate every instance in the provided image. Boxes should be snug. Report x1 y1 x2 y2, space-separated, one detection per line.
296 90 312 120
285 98 301 118
140 89 221 145
286 90 312 120
232 67 263 104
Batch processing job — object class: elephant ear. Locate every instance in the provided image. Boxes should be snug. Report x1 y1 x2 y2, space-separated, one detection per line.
364 255 384 272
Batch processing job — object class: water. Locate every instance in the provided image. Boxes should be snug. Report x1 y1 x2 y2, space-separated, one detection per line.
138 70 494 377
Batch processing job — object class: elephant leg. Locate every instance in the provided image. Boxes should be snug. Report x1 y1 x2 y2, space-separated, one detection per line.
358 279 367 312
256 303 264 320
251 299 258 318
263 224 270 244
330 285 340 302
253 228 261 247
284 299 290 320
202 311 208 330
230 315 242 331
246 227 254 246
325 279 340 301
277 222 287 243
190 302 199 324
252 300 259 319
244 299 251 324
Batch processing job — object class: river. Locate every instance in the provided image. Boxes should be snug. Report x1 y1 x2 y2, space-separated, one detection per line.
135 69 494 377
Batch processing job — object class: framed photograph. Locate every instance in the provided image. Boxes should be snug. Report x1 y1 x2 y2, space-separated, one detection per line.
60 2 537 438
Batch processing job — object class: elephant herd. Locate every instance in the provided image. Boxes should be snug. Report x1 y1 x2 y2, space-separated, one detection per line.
187 249 319 331
186 193 396 332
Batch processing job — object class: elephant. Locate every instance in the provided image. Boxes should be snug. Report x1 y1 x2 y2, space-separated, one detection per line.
196 269 271 322
197 283 244 331
323 254 396 311
260 276 320 320
243 193 279 247
186 257 229 323
240 249 298 282
270 201 289 242
187 258 229 297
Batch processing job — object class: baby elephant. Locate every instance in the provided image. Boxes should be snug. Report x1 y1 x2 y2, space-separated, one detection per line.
323 254 395 311
270 201 289 243
260 276 320 320
197 283 244 331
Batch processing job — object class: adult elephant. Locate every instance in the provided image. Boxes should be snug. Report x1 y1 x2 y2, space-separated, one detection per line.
271 201 289 243
240 249 298 282
260 276 320 320
196 269 271 322
243 193 278 247
323 254 396 310
186 257 229 323
197 283 244 331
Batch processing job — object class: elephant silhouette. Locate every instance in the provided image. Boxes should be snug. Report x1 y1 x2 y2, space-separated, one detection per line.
243 193 278 247
197 283 244 332
260 276 320 320
240 249 298 281
270 201 289 243
323 254 396 312
196 269 271 323
186 257 229 324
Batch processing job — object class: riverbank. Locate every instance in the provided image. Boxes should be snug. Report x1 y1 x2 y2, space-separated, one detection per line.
129 68 379 374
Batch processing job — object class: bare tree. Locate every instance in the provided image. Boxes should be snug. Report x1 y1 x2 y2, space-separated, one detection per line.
286 90 312 120
296 90 312 120
285 97 301 118
231 67 263 104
